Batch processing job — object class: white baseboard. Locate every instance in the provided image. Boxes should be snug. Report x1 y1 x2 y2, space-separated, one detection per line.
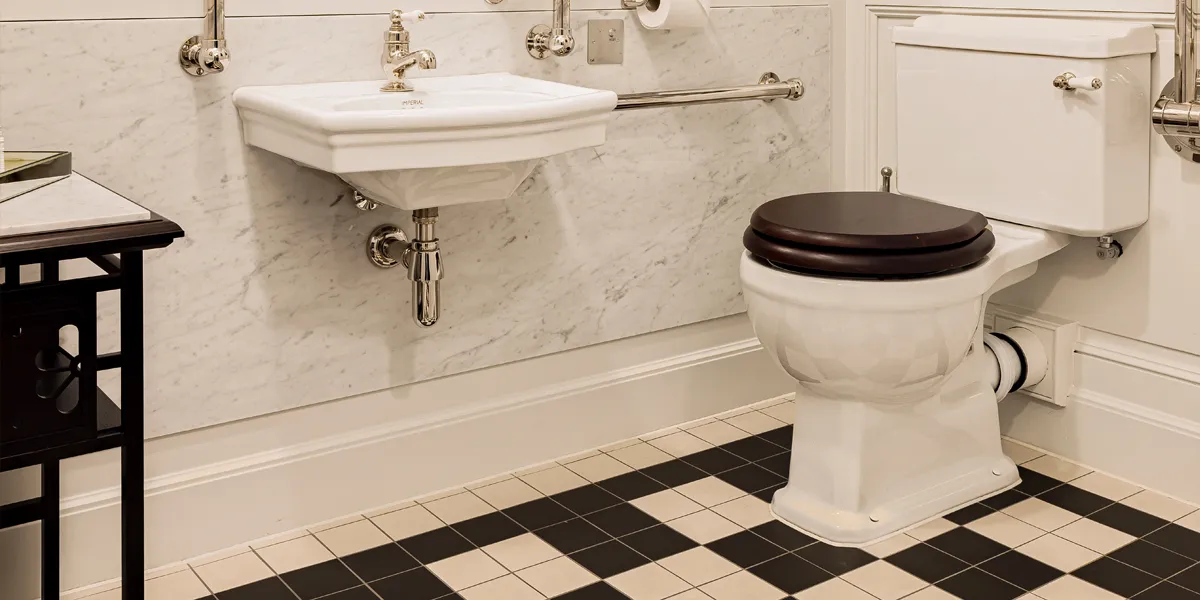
1000 326 1200 505
0 314 791 599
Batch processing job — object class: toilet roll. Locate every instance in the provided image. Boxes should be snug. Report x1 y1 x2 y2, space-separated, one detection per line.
636 0 709 30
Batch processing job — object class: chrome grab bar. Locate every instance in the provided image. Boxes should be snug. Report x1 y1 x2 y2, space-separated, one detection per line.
615 72 804 111
1153 0 1200 160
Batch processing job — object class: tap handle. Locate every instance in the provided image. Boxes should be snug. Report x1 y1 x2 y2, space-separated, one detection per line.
391 9 426 27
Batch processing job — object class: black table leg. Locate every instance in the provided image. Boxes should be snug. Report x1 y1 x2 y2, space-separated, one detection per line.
42 460 60 600
121 252 144 600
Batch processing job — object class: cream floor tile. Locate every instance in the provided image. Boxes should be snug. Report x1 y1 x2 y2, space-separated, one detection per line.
1177 509 1200 533
565 453 634 483
721 410 787 435
658 547 741 586
427 549 509 591
600 437 644 452
371 504 445 541
465 472 514 490
192 551 274 593
423 490 495 524
675 477 746 508
608 563 692 600
1016 534 1102 572
473 477 544 510
900 587 959 600
608 443 675 470
1121 490 1198 521
314 519 391 557
416 487 469 503
1069 472 1142 502
516 556 599 597
700 570 786 600
364 500 416 519
966 511 1044 547
1054 519 1136 554
631 489 705 523
757 402 795 424
649 431 714 458
641 427 683 441
667 590 715 600
711 495 774 529
483 533 564 572
520 465 590 495
558 449 603 464
841 561 927 600
792 578 877 599
248 527 311 550
305 514 365 535
864 533 921 558
1000 439 1045 465
667 510 744 545
459 574 544 600
1022 455 1091 482
687 421 752 446
143 569 211 600
515 461 561 477
1003 498 1081 531
256 535 334 574
907 518 958 541
1034 575 1123 600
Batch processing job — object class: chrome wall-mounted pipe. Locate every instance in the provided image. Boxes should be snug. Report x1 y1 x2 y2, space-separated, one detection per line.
180 0 230 76
1153 0 1200 160
527 0 575 59
367 208 444 327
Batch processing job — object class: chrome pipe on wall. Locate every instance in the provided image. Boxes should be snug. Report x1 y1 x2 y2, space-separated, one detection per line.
1154 0 1200 160
527 0 576 59
180 0 230 76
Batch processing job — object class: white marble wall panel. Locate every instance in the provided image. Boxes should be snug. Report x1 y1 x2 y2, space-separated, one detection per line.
0 8 830 436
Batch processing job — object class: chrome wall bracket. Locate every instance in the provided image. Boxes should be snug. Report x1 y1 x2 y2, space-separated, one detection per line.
527 0 575 59
180 0 229 76
367 209 444 327
1153 0 1200 162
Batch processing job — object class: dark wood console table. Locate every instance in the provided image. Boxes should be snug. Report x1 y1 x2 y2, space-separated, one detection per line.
0 212 183 600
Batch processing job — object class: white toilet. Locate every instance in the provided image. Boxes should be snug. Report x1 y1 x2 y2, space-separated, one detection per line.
741 16 1157 546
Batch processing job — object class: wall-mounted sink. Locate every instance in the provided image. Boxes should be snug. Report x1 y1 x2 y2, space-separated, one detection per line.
232 73 618 209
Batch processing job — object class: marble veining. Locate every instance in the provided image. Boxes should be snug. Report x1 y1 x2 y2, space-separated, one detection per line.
0 8 831 436
0 173 151 237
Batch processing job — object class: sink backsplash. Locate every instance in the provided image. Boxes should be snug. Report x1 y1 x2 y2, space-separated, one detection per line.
0 7 831 437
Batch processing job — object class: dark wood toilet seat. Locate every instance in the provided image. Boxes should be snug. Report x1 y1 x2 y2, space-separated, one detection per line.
744 192 996 279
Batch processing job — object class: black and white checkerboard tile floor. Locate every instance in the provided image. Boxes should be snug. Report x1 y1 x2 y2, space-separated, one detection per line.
94 396 1200 600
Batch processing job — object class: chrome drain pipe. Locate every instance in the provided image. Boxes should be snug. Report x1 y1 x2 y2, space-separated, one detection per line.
367 208 444 327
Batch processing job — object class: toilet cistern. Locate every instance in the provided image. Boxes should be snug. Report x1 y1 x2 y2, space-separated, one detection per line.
381 10 437 92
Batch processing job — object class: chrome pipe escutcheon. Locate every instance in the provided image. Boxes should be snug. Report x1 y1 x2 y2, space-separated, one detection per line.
180 0 230 76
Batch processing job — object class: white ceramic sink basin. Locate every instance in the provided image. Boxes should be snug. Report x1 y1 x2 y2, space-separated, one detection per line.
233 73 618 209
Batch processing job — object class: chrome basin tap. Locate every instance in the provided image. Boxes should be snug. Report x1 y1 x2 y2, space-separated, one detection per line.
381 10 437 92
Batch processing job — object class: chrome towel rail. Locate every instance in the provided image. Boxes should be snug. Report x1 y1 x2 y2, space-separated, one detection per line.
615 72 804 111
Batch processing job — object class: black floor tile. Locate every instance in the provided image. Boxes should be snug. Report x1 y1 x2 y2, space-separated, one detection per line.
1074 556 1161 598
620 524 698 560
979 489 1030 511
1089 503 1172 537
753 482 786 502
756 453 790 478
535 517 612 554
794 542 877 576
706 530 788 569
280 560 361 600
370 567 454 600
313 586 378 600
935 567 1026 600
584 503 660 538
503 497 576 531
569 539 652 578
341 543 420 583
1148 524 1200 561
681 447 749 475
596 471 667 501
1172 563 1200 593
886 542 971 583
552 484 624 516
926 527 1009 564
720 436 788 462
977 550 1064 591
1015 467 1063 496
640 459 709 488
397 526 476 564
1138 582 1200 599
757 425 792 448
944 503 996 525
747 553 836 594
1109 539 1197 578
451 511 527 547
1038 484 1113 516
217 577 298 600
748 520 816 551
715 463 786 495
554 581 632 599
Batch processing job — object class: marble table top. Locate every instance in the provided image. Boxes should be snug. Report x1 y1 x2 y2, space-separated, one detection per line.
0 173 151 238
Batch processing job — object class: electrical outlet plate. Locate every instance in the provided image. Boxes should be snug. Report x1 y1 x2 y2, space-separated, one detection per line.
986 304 1079 407
587 19 624 65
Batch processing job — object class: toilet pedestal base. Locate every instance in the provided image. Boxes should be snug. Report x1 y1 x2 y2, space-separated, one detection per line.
770 358 1019 547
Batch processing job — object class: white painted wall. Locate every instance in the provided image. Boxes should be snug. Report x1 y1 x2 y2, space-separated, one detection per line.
837 0 1200 499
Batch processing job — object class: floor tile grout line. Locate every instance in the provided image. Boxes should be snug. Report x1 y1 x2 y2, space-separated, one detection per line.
308 524 386 600
189 564 217 598
249 546 304 600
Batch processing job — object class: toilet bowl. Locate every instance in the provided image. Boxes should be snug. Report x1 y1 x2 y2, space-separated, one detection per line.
741 205 1069 545
739 15 1156 545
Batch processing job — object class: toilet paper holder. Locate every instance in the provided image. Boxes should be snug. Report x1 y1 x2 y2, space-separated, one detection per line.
621 0 647 6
